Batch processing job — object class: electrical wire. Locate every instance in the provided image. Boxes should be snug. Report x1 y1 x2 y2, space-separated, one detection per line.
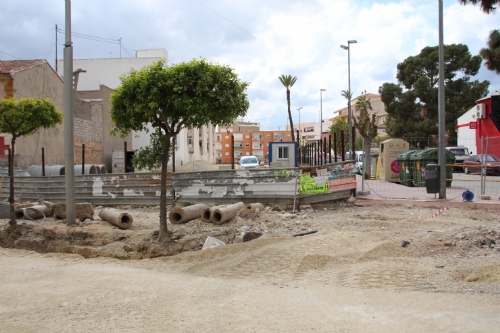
0 50 22 60
195 0 256 40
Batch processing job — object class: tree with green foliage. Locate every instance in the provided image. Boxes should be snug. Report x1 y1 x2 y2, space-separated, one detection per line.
110 59 249 240
353 94 378 179
379 44 489 145
278 75 298 142
329 119 348 156
459 0 499 13
0 98 63 226
480 29 500 74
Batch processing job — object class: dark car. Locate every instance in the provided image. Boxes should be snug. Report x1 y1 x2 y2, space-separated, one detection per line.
463 154 500 175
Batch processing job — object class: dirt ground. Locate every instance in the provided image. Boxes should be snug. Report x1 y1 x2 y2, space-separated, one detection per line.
1 199 500 332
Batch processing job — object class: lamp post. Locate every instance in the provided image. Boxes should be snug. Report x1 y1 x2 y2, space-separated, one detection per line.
340 40 357 158
297 107 303 142
320 89 326 140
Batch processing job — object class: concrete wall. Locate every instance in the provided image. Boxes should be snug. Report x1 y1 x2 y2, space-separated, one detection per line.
76 85 132 172
1 162 354 206
11 62 65 169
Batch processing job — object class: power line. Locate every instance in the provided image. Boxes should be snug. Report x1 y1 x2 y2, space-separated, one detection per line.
195 0 256 40
0 50 22 60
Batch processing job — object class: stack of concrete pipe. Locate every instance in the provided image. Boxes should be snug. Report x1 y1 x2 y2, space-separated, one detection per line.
203 202 245 225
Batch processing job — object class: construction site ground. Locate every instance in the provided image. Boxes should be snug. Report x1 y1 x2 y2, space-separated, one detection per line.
1 197 500 332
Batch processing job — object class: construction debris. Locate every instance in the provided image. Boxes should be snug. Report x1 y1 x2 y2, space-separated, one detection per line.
169 204 209 224
98 208 133 229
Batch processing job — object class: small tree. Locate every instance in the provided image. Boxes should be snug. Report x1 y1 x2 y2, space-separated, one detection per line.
0 98 63 226
352 94 378 179
278 75 298 142
111 59 249 240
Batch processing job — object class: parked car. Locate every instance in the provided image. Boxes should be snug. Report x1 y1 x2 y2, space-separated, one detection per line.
463 154 500 175
446 146 471 172
238 156 260 169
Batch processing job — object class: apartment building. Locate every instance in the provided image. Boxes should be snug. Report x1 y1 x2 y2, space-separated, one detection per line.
215 120 292 164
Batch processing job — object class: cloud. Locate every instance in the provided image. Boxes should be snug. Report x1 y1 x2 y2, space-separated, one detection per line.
1 0 498 132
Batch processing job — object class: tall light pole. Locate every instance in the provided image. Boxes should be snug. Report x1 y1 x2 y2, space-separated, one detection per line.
438 0 446 199
341 40 357 157
320 89 326 140
297 107 303 142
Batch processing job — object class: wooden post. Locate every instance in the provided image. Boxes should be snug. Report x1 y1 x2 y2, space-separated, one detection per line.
82 144 85 175
8 149 10 176
334 132 338 163
42 147 45 176
328 135 332 164
172 136 176 173
124 141 127 173
231 135 234 170
340 130 345 161
323 137 327 165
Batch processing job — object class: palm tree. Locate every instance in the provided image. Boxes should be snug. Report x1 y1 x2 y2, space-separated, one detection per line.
459 0 499 13
480 29 500 74
353 93 378 180
279 75 298 142
340 89 353 101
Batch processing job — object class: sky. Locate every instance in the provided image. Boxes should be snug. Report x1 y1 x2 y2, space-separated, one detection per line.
1 0 498 131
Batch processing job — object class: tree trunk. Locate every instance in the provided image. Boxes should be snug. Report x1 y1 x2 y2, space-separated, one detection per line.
159 136 171 240
9 137 16 226
287 90 295 142
364 138 371 180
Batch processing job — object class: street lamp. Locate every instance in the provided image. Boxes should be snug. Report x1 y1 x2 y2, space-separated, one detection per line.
297 107 303 141
340 40 357 158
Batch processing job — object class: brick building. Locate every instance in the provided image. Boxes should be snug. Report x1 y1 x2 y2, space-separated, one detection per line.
215 120 293 164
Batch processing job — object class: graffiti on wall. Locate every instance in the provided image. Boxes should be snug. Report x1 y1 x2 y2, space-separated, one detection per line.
300 163 357 194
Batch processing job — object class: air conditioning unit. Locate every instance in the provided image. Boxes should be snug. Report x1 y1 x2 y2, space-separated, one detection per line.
476 103 486 119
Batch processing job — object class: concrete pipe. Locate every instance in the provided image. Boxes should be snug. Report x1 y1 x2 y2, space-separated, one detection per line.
98 208 133 229
98 165 108 174
74 164 97 175
211 202 245 225
47 165 65 176
202 205 224 223
15 204 51 220
239 203 265 217
169 204 209 224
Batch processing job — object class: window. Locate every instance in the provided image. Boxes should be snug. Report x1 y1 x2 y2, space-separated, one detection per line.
245 143 250 147
225 135 229 139
187 136 193 147
287 134 290 137
278 146 289 159
233 133 243 140
266 134 271 138
225 152 229 156
216 135 221 141
225 143 229 148
246 135 250 138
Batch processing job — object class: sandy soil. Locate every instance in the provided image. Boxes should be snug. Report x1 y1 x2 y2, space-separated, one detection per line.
1 200 500 332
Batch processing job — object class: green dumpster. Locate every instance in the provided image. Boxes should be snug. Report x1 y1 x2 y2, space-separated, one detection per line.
410 149 455 187
397 150 419 187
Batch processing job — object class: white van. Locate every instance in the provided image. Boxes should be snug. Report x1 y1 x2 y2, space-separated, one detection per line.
354 149 380 175
238 156 260 169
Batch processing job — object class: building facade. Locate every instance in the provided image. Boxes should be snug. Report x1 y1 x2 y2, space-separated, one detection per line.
330 93 387 135
59 48 215 169
215 120 292 164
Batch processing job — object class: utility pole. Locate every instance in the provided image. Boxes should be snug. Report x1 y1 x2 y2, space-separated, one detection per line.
438 0 446 199
64 0 76 225
119 37 122 58
55 24 58 72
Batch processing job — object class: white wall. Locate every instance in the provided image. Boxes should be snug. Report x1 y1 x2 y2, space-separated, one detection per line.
457 105 478 155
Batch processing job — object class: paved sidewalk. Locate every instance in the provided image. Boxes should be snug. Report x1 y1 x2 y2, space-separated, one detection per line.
355 175 500 205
